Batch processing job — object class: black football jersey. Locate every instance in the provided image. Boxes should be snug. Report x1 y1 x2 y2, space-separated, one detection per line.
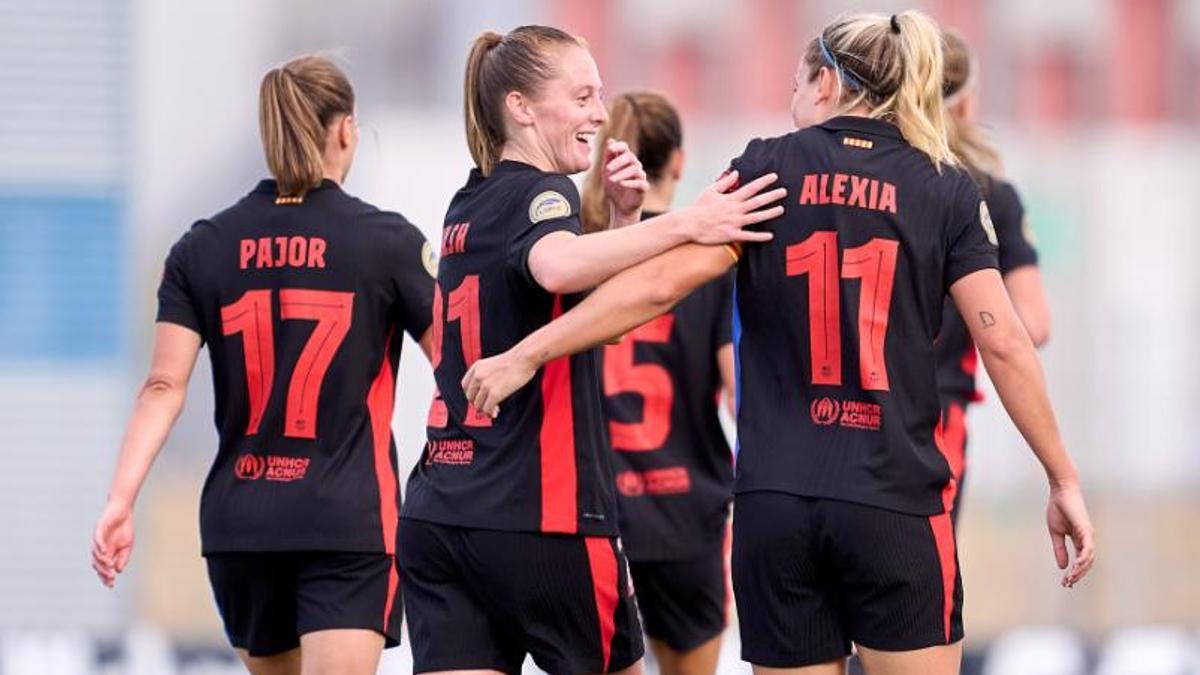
402 160 618 537
156 179 435 554
935 176 1039 406
729 117 999 516
600 211 734 561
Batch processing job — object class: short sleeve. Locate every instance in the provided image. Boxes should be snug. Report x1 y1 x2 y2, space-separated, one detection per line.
728 137 772 186
380 213 436 342
507 174 582 289
990 181 1039 274
711 271 735 348
156 224 205 337
944 179 1000 291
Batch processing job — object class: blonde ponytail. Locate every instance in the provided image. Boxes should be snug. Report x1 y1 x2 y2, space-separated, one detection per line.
942 29 1003 179
464 32 505 176
890 11 955 169
258 55 354 198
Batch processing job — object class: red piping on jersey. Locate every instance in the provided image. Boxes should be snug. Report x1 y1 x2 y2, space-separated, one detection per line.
540 296 578 533
367 329 400 628
585 537 619 672
930 403 966 643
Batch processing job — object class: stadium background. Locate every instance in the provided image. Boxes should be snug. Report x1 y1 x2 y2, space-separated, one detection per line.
1 0 1197 673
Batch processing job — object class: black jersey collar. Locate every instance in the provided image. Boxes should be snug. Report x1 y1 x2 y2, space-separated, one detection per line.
817 116 903 140
493 159 546 174
253 178 342 194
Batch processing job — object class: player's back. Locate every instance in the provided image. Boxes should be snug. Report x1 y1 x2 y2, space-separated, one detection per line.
158 178 433 553
404 160 615 537
730 116 998 515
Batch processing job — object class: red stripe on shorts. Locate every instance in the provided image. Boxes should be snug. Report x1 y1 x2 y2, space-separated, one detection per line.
585 537 619 672
930 403 964 642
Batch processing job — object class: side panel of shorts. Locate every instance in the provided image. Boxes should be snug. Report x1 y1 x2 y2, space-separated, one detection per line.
206 551 401 658
629 549 728 652
732 492 963 668
398 519 645 675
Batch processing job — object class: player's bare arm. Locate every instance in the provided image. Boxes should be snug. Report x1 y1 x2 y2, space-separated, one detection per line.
527 170 782 294
949 268 1095 587
92 322 201 587
464 243 742 417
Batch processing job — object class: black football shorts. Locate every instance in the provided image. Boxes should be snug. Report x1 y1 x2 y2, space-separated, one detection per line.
205 551 401 657
732 491 963 668
629 548 728 652
398 519 644 674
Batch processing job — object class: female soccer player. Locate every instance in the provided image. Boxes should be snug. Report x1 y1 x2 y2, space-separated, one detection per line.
90 55 436 675
397 26 784 675
581 91 735 675
935 29 1053 525
462 12 1095 675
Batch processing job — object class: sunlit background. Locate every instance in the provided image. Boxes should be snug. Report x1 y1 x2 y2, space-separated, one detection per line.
1 0 1198 673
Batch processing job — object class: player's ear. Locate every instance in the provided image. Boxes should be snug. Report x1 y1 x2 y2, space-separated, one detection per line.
505 90 535 127
816 67 837 105
337 114 355 149
669 148 685 181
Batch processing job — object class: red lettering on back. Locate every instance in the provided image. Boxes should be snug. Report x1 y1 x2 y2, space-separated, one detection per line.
309 237 326 268
800 174 819 205
273 237 288 267
239 239 255 269
869 179 880 210
818 174 830 204
256 238 273 268
848 176 869 207
831 174 848 205
878 183 897 213
287 236 306 267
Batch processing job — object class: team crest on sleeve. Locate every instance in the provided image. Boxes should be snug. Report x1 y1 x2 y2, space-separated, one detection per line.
421 240 439 278
529 190 571 223
979 201 998 246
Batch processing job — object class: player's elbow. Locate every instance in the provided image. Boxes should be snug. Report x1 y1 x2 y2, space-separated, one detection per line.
138 372 187 406
532 259 588 295
643 265 692 312
976 324 1034 367
1022 311 1052 348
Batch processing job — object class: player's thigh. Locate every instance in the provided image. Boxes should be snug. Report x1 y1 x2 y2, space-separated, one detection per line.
855 642 961 675
235 647 301 675
298 628 384 675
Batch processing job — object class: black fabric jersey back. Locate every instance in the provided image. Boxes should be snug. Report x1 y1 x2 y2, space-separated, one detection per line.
600 211 734 560
935 176 1039 405
730 117 999 516
156 179 435 554
403 160 617 537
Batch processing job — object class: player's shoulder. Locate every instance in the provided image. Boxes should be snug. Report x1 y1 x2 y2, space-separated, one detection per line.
733 131 804 169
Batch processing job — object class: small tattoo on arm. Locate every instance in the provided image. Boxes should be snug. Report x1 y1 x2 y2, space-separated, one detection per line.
980 311 996 328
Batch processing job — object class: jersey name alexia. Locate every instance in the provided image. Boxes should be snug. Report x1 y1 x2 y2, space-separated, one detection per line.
798 172 898 214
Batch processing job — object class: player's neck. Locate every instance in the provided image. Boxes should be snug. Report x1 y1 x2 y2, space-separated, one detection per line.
642 180 675 213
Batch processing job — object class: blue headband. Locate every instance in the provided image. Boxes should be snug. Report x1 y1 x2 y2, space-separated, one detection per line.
818 37 864 92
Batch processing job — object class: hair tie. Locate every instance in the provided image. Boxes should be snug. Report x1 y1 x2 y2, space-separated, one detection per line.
818 36 864 92
890 15 901 34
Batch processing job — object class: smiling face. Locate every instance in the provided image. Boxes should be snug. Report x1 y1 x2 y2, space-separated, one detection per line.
523 45 607 174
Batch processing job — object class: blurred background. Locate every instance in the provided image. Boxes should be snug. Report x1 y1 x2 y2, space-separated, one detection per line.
1 0 1198 673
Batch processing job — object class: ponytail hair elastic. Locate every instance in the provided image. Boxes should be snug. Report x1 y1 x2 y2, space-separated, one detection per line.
890 14 901 34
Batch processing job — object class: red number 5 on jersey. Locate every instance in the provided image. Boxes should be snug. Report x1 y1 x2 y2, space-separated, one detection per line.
603 314 675 451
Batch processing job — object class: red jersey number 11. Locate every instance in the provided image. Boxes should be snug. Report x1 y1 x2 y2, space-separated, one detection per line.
785 233 898 391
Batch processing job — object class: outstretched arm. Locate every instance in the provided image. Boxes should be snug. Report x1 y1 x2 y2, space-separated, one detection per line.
527 170 782 294
464 244 740 416
949 268 1094 587
92 322 201 587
